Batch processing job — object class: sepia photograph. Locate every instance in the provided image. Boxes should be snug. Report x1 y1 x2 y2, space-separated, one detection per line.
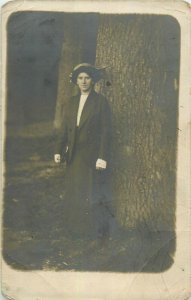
3 10 180 272
1 1 191 299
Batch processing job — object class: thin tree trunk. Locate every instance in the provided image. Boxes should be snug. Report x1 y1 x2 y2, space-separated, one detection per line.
54 14 99 129
54 15 83 129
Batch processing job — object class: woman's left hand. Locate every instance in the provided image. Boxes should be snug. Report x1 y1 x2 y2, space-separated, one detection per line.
96 158 107 170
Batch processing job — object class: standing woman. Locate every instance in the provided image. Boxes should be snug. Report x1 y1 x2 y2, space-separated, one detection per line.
54 63 113 240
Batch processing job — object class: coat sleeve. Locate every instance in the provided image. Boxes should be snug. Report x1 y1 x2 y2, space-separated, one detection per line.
54 107 68 158
98 97 112 162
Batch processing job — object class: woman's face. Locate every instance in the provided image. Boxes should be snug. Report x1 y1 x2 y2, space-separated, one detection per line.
76 72 94 93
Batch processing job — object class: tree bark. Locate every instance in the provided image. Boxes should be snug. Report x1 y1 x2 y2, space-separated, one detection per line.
95 15 180 231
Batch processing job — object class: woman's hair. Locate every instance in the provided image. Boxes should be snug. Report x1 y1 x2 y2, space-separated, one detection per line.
70 63 103 84
75 69 94 83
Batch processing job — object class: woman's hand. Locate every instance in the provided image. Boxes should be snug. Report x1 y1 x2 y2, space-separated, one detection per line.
54 154 61 163
96 158 107 170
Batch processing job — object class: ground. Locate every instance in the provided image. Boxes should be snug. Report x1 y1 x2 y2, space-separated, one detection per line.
3 121 174 272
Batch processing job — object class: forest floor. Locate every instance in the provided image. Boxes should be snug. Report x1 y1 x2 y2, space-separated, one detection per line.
3 121 174 272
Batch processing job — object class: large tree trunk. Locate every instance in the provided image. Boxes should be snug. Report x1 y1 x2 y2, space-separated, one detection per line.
54 14 99 129
95 15 180 231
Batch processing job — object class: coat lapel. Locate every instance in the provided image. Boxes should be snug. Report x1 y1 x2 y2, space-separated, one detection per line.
71 94 80 129
68 94 80 159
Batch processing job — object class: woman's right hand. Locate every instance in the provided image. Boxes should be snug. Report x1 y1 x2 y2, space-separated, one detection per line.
54 154 61 163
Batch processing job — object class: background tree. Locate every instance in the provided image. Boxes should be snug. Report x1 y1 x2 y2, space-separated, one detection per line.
95 15 180 231
54 13 99 129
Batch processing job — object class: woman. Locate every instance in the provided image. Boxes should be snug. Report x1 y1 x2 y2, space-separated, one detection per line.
54 63 113 240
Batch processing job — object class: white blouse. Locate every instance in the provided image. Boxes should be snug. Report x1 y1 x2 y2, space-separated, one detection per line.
76 94 88 127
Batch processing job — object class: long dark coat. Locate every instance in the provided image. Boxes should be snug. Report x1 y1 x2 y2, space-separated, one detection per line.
55 89 113 239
